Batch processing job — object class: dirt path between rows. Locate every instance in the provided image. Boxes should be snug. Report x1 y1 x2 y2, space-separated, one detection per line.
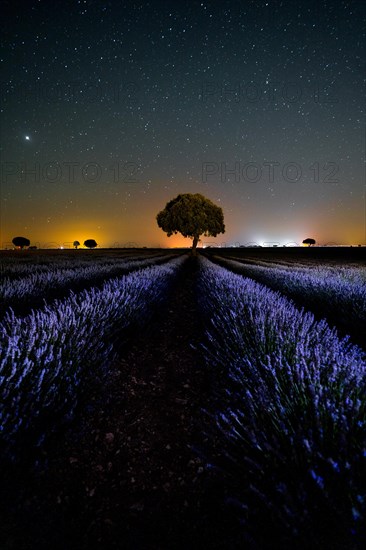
1 256 244 550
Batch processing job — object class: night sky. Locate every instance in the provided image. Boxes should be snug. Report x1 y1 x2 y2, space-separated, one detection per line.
1 0 365 248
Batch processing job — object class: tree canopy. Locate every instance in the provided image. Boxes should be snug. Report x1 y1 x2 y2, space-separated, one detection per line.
156 193 225 253
84 239 97 249
12 236 30 249
303 238 316 247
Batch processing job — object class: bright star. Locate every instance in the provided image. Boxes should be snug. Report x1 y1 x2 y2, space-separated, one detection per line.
25 135 30 141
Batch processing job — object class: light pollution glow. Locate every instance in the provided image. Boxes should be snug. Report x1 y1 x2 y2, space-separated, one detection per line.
1 192 364 248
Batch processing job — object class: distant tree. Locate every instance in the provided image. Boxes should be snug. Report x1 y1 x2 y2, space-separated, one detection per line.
84 239 97 249
12 236 30 249
303 238 316 247
156 193 225 255
73 240 80 249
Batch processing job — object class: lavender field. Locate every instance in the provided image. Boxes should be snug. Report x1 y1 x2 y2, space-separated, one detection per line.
0 247 365 549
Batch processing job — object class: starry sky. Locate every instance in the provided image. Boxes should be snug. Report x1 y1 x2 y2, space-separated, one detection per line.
1 0 365 248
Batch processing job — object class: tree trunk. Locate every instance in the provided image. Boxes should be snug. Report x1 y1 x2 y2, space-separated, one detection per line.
191 235 199 255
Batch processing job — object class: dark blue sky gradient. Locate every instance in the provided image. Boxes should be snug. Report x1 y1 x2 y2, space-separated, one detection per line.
1 0 365 247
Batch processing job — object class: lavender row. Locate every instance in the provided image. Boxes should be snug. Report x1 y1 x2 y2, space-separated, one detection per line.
0 253 179 311
210 254 366 348
223 254 366 279
0 255 186 461
197 257 366 545
0 251 162 279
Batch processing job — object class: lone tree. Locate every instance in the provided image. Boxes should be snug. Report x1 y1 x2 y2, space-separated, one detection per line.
84 239 97 249
12 236 30 249
73 240 80 249
303 237 316 247
156 193 225 254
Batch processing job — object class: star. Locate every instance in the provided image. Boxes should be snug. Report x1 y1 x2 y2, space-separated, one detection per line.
25 135 30 141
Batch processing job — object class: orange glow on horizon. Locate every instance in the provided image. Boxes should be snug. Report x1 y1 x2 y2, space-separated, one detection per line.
1 201 365 248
